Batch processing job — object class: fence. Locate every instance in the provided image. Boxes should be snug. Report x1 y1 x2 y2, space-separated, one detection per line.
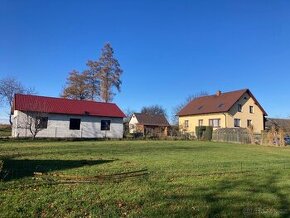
212 128 258 144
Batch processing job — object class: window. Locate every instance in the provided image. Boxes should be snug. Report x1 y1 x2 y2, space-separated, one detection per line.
249 106 254 113
209 119 220 128
101 120 111 131
247 120 252 127
198 119 203 126
184 120 189 128
36 117 48 129
70 118 81 130
234 119 241 127
238 104 242 112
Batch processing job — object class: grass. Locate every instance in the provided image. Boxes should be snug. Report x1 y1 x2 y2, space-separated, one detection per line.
0 125 11 137
1 140 290 217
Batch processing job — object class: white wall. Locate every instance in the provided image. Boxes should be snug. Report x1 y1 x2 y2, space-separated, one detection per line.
128 114 139 133
12 110 124 138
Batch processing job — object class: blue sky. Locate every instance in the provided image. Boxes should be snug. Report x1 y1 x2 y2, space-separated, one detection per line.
1 0 290 122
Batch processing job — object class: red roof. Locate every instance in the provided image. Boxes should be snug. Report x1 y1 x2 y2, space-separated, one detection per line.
178 89 267 116
13 94 126 118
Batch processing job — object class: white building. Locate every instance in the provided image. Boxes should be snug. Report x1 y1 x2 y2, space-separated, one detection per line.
12 94 125 138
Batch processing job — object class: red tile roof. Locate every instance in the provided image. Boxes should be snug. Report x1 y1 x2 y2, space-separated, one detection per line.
13 94 126 118
177 89 267 116
133 113 170 126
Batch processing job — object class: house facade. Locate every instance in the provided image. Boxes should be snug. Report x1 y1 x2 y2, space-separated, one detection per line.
178 89 267 134
12 94 125 138
129 113 170 136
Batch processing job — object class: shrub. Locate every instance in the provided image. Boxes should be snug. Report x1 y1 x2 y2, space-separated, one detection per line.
195 126 213 141
204 126 213 141
195 126 206 140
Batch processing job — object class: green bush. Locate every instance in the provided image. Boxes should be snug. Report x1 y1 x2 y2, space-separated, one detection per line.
195 126 213 141
195 126 206 140
204 126 213 141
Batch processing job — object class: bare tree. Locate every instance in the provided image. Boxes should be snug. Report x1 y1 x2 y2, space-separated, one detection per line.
172 91 208 125
141 105 167 117
0 76 35 125
16 101 48 139
24 112 48 139
61 70 90 100
123 108 135 122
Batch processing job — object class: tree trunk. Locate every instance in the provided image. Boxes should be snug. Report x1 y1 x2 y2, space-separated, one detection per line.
9 112 13 126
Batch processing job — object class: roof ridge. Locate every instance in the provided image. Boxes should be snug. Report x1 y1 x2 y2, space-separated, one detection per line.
15 93 117 105
188 89 249 101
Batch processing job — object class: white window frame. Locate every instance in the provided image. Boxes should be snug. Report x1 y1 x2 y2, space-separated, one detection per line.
247 119 252 127
249 106 254 113
209 119 220 128
198 119 203 126
184 120 189 128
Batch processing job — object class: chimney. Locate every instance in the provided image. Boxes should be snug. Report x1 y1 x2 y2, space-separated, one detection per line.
216 90 222 96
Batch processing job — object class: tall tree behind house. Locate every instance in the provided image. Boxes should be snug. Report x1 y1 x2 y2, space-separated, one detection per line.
61 70 90 100
88 43 123 103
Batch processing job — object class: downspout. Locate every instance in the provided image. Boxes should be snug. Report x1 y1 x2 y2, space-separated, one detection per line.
223 113 227 128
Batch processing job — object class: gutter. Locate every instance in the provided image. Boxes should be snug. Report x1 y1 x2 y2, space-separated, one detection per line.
223 113 227 128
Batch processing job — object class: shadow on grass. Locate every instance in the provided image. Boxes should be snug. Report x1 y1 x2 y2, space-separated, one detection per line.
146 171 290 217
0 159 114 181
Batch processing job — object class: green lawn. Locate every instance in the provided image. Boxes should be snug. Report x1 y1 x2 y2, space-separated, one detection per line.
1 140 290 217
0 125 11 137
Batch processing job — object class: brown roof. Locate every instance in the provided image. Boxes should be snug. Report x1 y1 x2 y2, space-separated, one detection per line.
265 118 290 133
133 113 170 126
178 89 267 116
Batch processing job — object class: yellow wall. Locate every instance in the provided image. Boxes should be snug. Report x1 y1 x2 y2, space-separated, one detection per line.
227 92 264 133
179 93 265 134
179 113 227 134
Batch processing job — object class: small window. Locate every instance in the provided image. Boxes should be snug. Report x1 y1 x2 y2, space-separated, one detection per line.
101 120 111 131
247 120 252 127
238 104 242 112
234 119 241 127
249 106 254 113
36 117 48 129
184 120 189 128
209 119 220 128
198 119 203 126
70 118 81 130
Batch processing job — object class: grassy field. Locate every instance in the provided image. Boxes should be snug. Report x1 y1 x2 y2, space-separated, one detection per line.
1 140 290 217
0 125 11 137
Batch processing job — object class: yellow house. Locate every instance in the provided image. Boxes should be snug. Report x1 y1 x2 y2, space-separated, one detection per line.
178 89 267 134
